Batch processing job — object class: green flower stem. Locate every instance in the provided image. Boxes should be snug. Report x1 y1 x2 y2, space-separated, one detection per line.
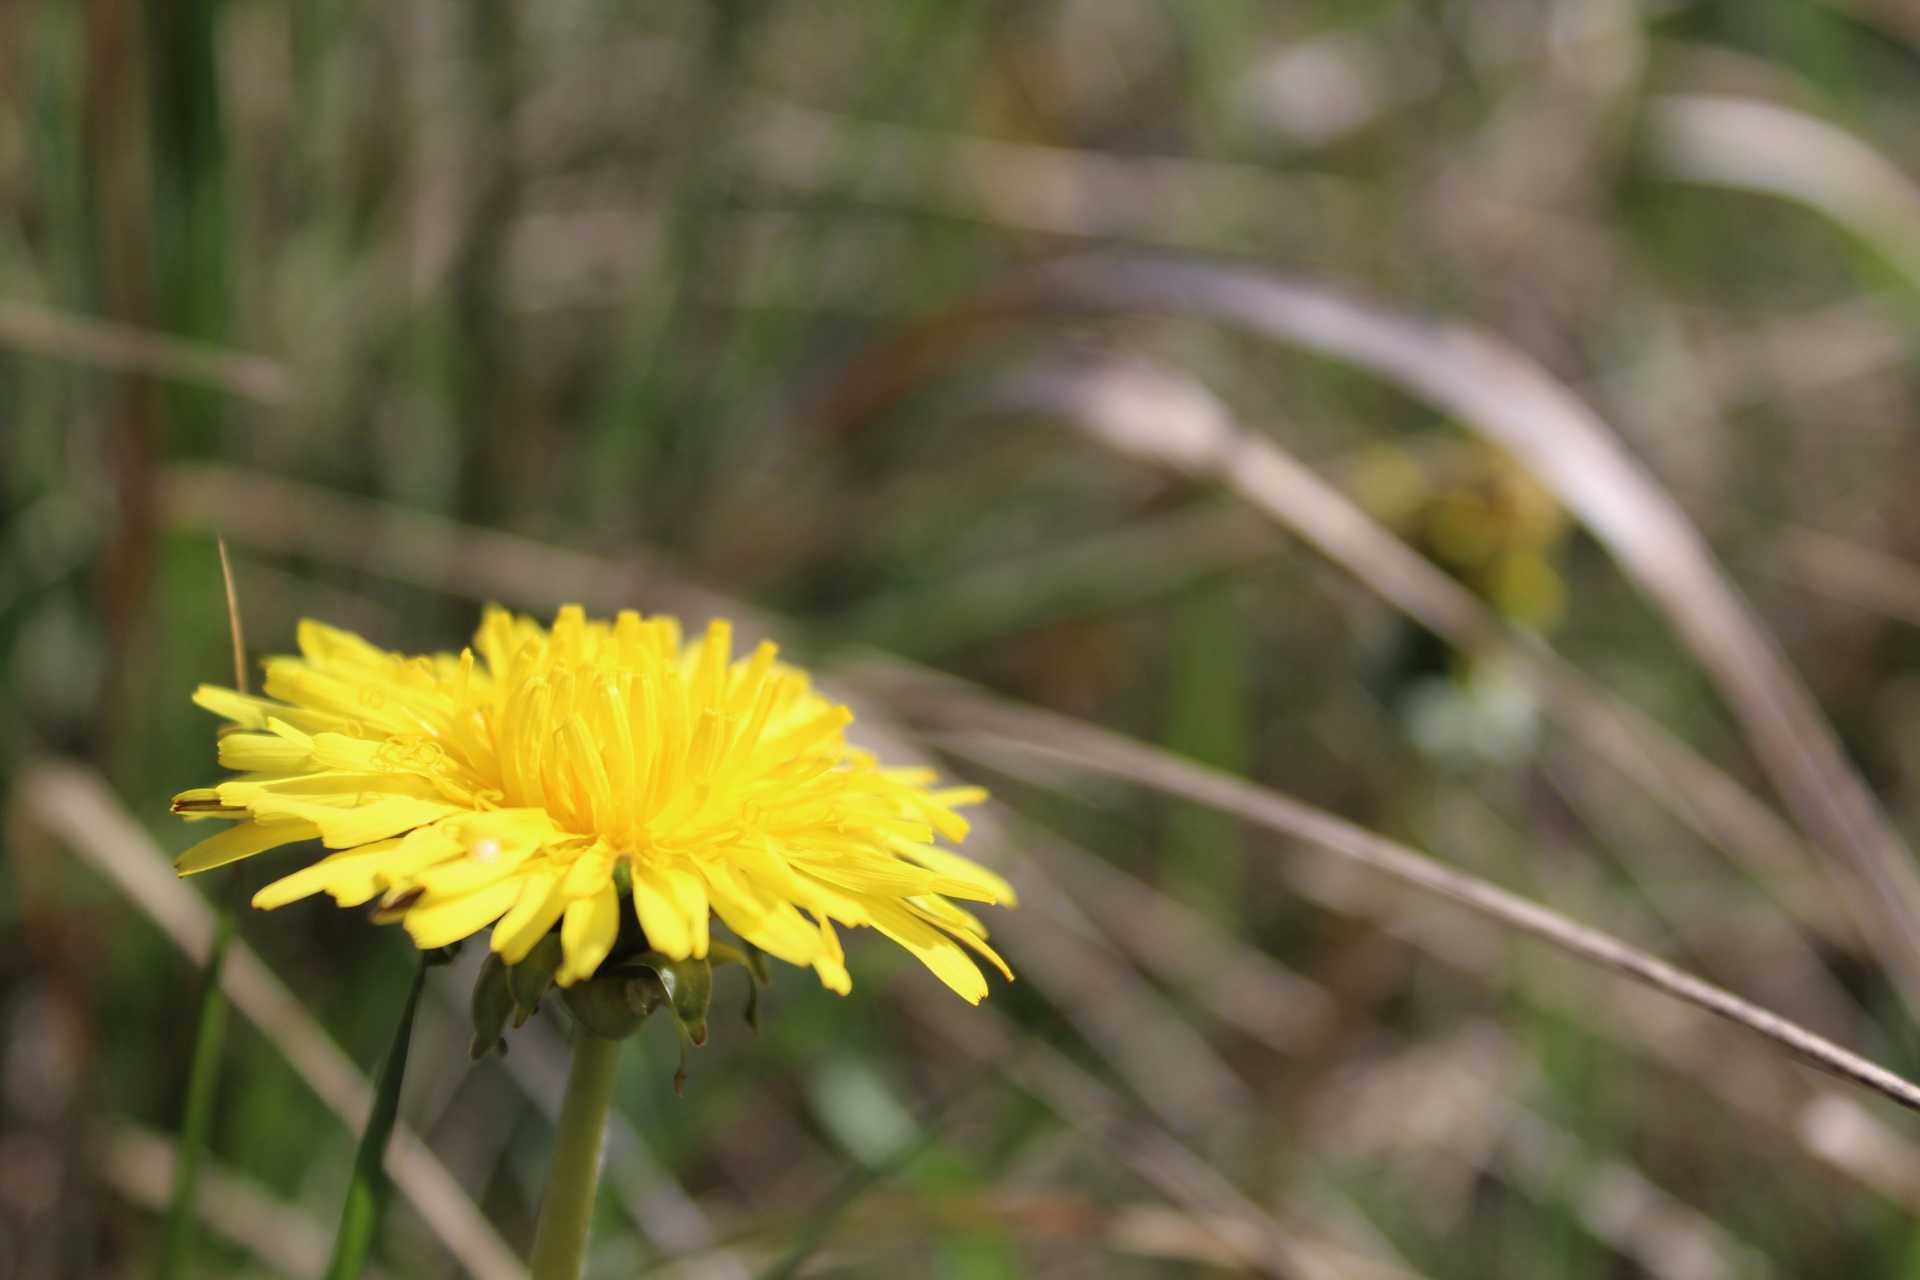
530 1032 623 1280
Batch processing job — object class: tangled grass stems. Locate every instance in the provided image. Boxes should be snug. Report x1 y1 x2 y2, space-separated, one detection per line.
1027 257 1920 1015
823 253 1920 1017
866 666 1920 1118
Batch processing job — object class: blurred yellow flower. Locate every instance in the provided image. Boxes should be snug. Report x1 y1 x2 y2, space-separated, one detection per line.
172 606 1012 1001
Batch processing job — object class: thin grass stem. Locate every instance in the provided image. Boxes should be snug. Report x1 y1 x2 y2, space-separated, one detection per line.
158 537 249 1279
868 667 1920 1117
158 905 235 1279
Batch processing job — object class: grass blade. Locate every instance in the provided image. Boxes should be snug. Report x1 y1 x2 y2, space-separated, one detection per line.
159 910 235 1278
159 536 248 1280
327 956 428 1280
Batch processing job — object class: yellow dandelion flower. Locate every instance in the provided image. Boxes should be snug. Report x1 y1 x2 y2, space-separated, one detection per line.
171 606 1014 1002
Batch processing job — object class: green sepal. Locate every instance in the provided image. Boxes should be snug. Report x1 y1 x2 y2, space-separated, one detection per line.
469 952 513 1060
509 934 565 1027
635 951 712 1047
707 942 768 983
708 942 769 1032
560 970 660 1040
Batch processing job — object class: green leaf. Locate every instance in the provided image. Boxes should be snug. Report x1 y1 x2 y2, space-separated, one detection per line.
325 955 427 1280
158 902 236 1280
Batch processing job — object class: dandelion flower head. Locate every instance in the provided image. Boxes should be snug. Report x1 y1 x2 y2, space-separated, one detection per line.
172 606 1012 1001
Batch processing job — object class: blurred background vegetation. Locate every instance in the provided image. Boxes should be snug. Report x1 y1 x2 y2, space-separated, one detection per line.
14 0 1920 1275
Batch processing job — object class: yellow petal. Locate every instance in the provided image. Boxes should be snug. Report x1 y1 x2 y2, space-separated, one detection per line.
701 862 819 967
661 862 710 957
403 878 525 949
895 841 1017 907
297 618 395 669
308 733 385 773
910 898 1013 981
192 685 356 735
218 791 457 849
216 731 313 775
415 835 535 897
868 902 989 1004
811 916 851 995
490 869 568 963
253 841 401 909
176 820 320 876
629 860 693 959
443 808 572 857
557 883 619 985
368 822 466 889
785 868 877 928
261 661 421 736
561 850 613 898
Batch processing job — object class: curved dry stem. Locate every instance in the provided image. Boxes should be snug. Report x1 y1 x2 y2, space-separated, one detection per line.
1646 94 1920 291
864 666 1920 1118
1007 723 1920 1222
969 354 1852 951
825 254 1920 1015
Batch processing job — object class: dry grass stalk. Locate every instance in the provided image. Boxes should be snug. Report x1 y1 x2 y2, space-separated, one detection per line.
97 1122 350 1279
898 991 1412 1280
18 762 528 1280
1647 95 1920 291
997 257 1920 1016
978 355 1849 948
0 300 289 404
863 665 1920 1118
